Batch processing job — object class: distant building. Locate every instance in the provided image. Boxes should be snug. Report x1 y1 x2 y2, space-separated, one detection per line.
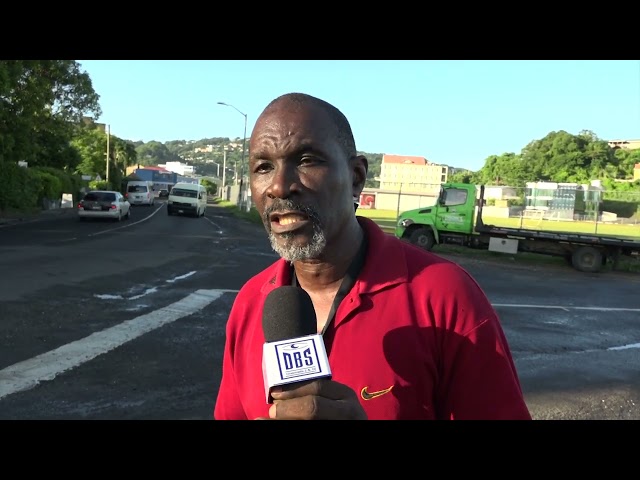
378 154 448 195
635 163 640 181
194 145 215 153
608 139 640 150
161 161 195 176
125 166 178 192
484 186 519 200
525 180 603 220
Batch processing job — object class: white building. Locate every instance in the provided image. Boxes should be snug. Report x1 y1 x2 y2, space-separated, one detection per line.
160 161 195 176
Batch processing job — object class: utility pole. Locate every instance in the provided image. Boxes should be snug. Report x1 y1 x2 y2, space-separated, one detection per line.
222 146 227 198
106 124 110 185
217 102 248 210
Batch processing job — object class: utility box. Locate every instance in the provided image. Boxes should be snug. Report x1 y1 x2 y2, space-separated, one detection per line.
489 237 519 254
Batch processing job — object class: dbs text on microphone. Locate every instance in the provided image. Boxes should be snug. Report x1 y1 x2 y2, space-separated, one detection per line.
261 286 332 403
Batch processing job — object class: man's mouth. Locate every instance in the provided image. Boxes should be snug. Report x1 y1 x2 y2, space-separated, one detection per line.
271 212 308 225
268 212 311 233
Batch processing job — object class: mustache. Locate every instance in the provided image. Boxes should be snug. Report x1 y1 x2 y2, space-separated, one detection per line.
263 199 321 226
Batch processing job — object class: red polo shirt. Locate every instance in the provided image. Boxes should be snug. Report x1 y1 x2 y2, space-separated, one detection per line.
214 217 531 420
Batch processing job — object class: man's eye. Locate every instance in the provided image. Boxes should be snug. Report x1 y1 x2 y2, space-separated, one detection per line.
254 163 272 173
299 156 320 166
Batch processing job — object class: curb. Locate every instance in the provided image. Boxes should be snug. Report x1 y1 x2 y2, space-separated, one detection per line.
0 207 77 226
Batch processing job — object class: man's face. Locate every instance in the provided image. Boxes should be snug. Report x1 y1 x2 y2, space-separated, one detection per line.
249 103 358 262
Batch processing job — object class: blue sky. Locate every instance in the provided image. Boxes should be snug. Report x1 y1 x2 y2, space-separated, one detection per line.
77 60 640 172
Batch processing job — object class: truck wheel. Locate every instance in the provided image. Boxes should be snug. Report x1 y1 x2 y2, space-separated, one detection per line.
409 228 435 251
571 246 604 273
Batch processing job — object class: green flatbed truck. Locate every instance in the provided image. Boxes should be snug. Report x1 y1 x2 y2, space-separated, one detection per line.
394 182 640 273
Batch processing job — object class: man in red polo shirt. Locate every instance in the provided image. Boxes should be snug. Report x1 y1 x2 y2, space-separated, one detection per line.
213 92 532 420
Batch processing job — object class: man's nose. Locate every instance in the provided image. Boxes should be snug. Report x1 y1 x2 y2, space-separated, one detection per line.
266 165 299 199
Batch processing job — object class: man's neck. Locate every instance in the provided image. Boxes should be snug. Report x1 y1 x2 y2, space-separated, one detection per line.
292 220 364 295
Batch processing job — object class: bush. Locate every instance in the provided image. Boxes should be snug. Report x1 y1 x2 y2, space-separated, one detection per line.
601 200 640 219
0 163 41 211
0 163 86 213
89 180 110 190
34 171 63 203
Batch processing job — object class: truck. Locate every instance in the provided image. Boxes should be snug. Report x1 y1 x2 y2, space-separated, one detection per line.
394 182 640 273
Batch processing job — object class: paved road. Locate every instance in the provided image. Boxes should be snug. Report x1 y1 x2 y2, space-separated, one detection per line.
0 201 638 419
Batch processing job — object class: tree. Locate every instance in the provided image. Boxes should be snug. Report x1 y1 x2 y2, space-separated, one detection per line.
0 60 101 168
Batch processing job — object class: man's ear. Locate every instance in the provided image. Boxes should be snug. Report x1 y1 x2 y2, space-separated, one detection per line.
351 154 368 198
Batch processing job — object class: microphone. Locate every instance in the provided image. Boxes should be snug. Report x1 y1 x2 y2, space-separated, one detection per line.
262 286 332 404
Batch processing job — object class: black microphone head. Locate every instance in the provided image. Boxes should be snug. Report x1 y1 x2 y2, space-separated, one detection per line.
262 286 317 342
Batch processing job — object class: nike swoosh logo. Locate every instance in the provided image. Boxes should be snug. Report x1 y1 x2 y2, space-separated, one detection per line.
361 385 394 400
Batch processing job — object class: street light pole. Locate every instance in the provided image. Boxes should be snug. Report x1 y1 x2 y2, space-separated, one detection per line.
218 102 249 211
222 146 227 198
106 124 110 185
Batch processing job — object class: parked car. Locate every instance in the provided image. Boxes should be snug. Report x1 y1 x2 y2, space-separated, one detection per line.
78 190 131 221
158 189 169 198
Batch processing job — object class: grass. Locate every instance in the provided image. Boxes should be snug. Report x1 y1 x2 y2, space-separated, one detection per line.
211 198 262 224
356 208 398 232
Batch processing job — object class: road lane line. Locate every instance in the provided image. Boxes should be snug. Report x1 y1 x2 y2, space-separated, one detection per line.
0 289 224 400
88 203 164 237
492 304 640 312
203 216 224 233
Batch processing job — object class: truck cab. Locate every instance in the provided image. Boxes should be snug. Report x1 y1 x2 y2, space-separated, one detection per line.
395 183 478 249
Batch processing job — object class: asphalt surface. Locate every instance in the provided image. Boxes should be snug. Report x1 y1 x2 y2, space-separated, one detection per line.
0 200 638 420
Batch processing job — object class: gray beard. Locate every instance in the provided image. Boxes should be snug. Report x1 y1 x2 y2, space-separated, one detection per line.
268 226 327 262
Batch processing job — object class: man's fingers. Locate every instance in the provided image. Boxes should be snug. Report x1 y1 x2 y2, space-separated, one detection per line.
270 379 356 401
270 395 355 420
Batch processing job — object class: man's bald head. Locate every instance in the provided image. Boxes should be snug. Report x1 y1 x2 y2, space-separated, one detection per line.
259 92 358 160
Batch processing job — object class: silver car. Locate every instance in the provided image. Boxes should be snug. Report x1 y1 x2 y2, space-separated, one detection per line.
78 190 131 221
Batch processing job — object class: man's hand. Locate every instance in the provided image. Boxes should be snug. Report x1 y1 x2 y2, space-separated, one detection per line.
256 379 368 420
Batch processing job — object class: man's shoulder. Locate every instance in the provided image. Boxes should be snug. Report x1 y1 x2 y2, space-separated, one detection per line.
235 258 287 301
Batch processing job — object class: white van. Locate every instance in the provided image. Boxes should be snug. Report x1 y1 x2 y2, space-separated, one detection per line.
167 182 207 217
126 180 155 206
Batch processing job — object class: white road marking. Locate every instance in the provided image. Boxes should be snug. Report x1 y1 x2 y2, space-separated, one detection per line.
129 287 158 300
492 304 640 312
0 289 224 400
166 271 196 283
88 204 164 237
608 343 640 351
204 216 224 233
2 283 635 401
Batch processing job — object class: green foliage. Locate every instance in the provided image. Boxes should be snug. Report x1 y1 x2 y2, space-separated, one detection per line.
448 170 474 184
135 141 183 166
0 60 101 168
33 166 75 195
472 130 637 189
89 180 110 190
0 163 41 211
199 179 217 195
33 170 62 201
362 152 383 187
